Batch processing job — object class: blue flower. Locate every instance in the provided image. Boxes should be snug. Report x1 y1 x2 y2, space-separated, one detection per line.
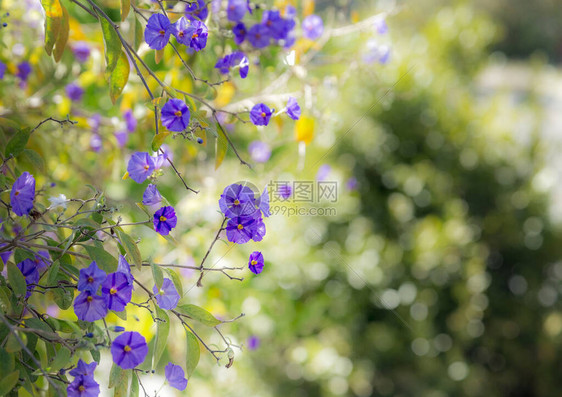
10 172 35 216
123 109 137 132
73 291 108 322
72 42 91 63
250 103 274 126
153 206 177 236
65 83 84 102
67 374 99 397
77 261 107 293
153 278 180 310
142 184 163 206
161 98 190 132
144 13 171 50
127 152 155 183
101 272 133 312
226 0 248 21
184 20 208 51
247 24 271 48
226 215 258 244
232 22 247 45
219 183 258 218
111 331 148 369
69 359 97 377
16 61 31 81
0 61 6 79
286 96 301 120
302 14 323 40
185 0 208 21
248 251 264 274
165 362 188 390
248 141 271 163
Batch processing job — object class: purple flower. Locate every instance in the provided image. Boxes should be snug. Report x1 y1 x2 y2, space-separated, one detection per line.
219 183 258 218
73 291 108 322
232 22 247 45
114 130 128 147
185 0 208 21
124 109 137 132
65 83 84 102
165 362 188 390
215 56 230 74
144 13 171 50
248 141 271 163
171 16 191 45
285 6 297 19
161 98 190 132
250 103 274 126
117 255 134 285
251 217 266 242
153 278 180 310
247 24 271 48
302 14 323 40
229 52 249 78
67 374 99 397
72 41 91 63
142 184 162 206
89 114 101 134
262 10 295 40
90 133 102 152
16 61 31 81
0 61 6 79
184 20 208 51
316 164 331 181
374 16 388 34
127 152 155 183
69 359 97 377
258 187 270 218
77 261 107 293
286 96 301 120
10 172 35 216
247 335 260 350
278 183 292 200
346 177 358 191
154 206 177 236
0 244 12 264
248 251 264 274
111 331 148 369
227 0 247 21
33 250 50 271
226 215 257 244
363 41 391 64
102 272 133 312
17 258 40 288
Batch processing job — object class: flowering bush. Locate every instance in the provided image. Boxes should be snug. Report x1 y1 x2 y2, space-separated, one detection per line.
0 0 390 395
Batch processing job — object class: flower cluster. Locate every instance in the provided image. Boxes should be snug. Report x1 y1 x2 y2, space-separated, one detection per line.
219 183 269 244
73 258 134 322
248 97 300 127
145 13 208 52
67 359 99 397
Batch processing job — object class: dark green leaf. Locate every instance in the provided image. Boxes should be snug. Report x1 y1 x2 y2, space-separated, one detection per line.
108 363 123 389
84 244 117 273
0 370 19 395
46 260 60 286
5 128 30 158
50 347 70 372
151 261 163 289
7 263 26 297
0 347 15 375
51 287 73 310
20 149 46 173
176 304 221 327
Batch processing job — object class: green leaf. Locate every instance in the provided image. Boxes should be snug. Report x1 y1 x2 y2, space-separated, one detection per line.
134 16 143 51
130 372 139 397
5 332 23 353
41 0 63 56
108 363 123 389
84 244 117 273
7 263 26 297
0 370 19 395
113 369 130 397
117 230 142 271
0 287 12 314
185 329 200 378
5 128 30 158
90 348 101 363
0 347 15 375
50 347 70 372
112 309 127 321
164 268 183 297
121 0 130 21
109 50 130 104
20 149 46 173
176 304 221 327
53 3 69 62
151 131 171 152
47 260 60 286
151 261 163 289
153 307 169 367
51 287 74 310
98 12 122 74
14 248 35 264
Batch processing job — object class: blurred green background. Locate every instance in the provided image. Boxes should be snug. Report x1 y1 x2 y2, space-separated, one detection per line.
2 0 562 395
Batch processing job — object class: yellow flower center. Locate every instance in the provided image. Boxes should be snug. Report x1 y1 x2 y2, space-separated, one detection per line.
144 165 150 170
192 33 198 39
14 190 20 196
179 31 184 37
159 29 165 35
260 112 266 118
110 288 117 295
79 385 86 392
159 216 167 222
174 110 182 117
88 276 94 283
87 296 93 302
237 224 243 230
251 260 257 265
124 345 131 352
234 199 240 205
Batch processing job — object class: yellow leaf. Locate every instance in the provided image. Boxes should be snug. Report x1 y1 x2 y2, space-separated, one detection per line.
109 50 130 104
53 4 69 62
295 116 315 144
41 0 63 56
